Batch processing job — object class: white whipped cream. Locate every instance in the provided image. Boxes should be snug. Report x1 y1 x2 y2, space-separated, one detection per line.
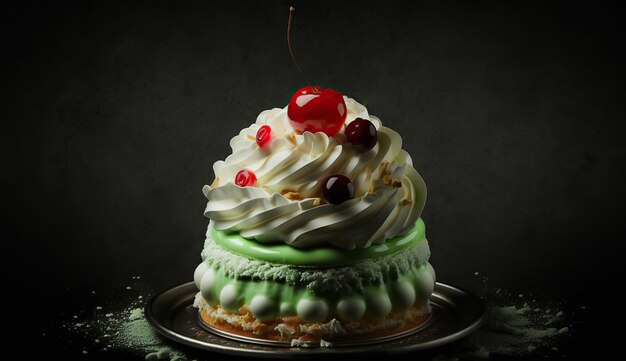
203 97 427 249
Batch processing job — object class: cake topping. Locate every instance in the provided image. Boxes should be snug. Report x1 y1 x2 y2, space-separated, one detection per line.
256 125 272 148
281 189 304 200
285 132 297 145
285 7 347 136
235 169 257 187
288 86 347 136
322 174 355 205
202 14 426 248
346 117 378 152
202 96 427 249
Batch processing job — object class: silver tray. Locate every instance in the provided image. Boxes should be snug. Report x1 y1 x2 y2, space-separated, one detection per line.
145 282 486 357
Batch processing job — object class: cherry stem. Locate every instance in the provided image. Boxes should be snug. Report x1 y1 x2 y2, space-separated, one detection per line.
287 6 318 94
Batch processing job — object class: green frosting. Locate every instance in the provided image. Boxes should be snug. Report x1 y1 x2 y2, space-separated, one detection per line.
197 219 434 322
197 261 435 322
210 218 426 266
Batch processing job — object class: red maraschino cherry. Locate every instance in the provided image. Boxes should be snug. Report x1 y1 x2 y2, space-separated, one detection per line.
256 125 272 148
235 169 257 187
288 86 347 136
285 8 347 136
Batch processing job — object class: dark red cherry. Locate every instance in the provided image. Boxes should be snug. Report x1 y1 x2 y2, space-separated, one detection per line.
345 118 377 152
287 86 347 136
235 169 257 187
322 174 354 205
256 125 272 148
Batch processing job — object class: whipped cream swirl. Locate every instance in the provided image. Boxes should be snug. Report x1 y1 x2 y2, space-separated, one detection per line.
203 97 427 249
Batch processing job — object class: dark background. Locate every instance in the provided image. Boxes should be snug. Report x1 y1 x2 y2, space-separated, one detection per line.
3 0 625 359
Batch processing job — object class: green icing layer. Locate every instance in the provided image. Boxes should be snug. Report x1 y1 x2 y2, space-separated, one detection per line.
196 260 435 322
210 218 426 266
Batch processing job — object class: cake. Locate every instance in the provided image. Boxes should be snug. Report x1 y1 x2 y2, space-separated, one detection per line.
193 86 434 346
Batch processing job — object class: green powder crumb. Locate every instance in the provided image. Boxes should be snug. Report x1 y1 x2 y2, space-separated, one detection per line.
115 309 187 359
431 289 573 360
129 308 144 321
60 279 189 360
120 313 162 348
145 347 172 360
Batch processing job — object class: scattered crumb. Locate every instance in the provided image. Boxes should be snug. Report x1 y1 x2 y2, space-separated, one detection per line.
320 339 333 347
126 286 132 290
379 161 389 175
281 190 303 200
156 347 170 359
290 338 310 347
129 308 144 321
432 275 573 360
63 294 187 360
401 199 412 205
470 347 490 359
286 133 297 145
382 174 392 185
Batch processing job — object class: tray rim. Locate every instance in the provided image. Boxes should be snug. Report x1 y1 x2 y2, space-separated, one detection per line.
145 281 487 357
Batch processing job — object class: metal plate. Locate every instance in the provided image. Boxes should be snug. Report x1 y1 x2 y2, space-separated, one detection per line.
145 282 486 357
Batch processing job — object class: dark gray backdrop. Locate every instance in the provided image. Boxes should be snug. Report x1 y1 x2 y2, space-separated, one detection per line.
4 0 625 357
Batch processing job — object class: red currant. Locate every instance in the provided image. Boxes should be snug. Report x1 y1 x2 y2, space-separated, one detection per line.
322 174 354 205
235 169 257 187
256 125 272 148
345 118 377 152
